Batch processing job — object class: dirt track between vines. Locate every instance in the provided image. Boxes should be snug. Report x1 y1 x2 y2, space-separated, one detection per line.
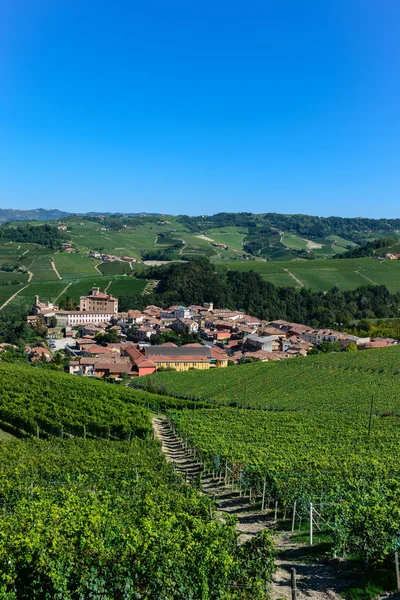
152 416 362 600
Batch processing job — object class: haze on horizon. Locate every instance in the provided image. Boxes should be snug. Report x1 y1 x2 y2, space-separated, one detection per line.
0 1 399 218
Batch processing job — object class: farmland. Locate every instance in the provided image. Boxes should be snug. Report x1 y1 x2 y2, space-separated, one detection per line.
216 257 400 291
144 345 400 412
1 275 146 311
1 215 400 313
155 345 400 567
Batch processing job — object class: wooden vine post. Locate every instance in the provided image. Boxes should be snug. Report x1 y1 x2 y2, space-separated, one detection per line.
310 502 313 546
261 478 267 512
291 568 297 600
291 500 297 533
395 551 400 592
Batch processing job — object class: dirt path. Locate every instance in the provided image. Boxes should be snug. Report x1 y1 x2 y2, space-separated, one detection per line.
51 260 62 280
277 265 304 288
355 270 377 285
54 281 72 303
0 284 29 311
27 271 33 282
104 280 112 293
152 417 354 600
94 262 103 274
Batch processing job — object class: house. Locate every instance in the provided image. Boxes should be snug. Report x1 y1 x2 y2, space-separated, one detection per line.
170 318 199 333
29 346 52 362
244 335 280 352
124 345 157 376
68 355 134 379
33 295 58 315
209 347 229 368
268 320 293 331
46 327 63 340
358 338 397 350
300 329 342 346
213 331 232 341
161 306 193 320
385 253 400 260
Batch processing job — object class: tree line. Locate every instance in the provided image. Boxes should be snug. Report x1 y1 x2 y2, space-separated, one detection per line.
0 224 65 249
132 257 400 328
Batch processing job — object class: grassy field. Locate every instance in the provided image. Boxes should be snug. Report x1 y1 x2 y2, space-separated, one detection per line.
27 256 60 281
57 275 146 303
0 271 29 285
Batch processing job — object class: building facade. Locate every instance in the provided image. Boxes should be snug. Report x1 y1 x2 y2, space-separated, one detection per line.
80 287 118 313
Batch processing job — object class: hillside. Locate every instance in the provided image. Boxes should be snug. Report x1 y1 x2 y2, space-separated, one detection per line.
142 345 400 413
0 363 275 598
0 208 70 222
0 211 400 314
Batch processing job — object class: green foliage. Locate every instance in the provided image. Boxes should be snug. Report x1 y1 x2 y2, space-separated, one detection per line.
94 329 119 345
0 437 275 599
143 258 400 325
338 237 398 259
0 362 153 438
0 224 64 249
0 309 45 346
169 406 400 565
345 342 358 352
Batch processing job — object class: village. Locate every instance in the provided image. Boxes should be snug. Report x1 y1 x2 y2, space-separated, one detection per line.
19 285 398 380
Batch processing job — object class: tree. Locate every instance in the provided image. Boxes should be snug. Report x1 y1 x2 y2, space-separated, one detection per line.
94 330 119 346
344 342 358 352
49 316 58 328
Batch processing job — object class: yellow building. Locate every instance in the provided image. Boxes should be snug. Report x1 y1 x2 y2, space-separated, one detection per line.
143 345 228 372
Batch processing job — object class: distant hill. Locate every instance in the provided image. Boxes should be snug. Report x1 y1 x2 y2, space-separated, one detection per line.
0 208 70 222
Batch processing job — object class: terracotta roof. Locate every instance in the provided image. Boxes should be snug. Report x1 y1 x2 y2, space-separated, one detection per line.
87 346 114 355
210 348 228 360
124 345 157 368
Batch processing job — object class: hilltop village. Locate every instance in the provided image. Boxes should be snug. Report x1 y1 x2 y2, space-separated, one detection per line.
18 285 398 380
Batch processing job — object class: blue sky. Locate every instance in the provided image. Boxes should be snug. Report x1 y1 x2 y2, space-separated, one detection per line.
0 0 399 217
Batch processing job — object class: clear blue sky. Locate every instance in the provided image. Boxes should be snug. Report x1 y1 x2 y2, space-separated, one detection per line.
1 0 399 217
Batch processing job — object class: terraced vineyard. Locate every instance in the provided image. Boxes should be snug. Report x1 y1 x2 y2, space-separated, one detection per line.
162 346 400 566
168 405 400 564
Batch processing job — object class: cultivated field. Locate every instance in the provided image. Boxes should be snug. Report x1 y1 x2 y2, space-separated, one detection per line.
145 345 400 412
216 257 400 291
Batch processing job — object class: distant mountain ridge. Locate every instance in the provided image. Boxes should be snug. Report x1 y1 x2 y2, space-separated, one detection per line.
0 208 70 222
0 209 161 221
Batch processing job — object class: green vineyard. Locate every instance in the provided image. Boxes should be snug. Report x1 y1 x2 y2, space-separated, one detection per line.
0 437 274 598
0 364 276 598
0 363 222 441
148 345 400 413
